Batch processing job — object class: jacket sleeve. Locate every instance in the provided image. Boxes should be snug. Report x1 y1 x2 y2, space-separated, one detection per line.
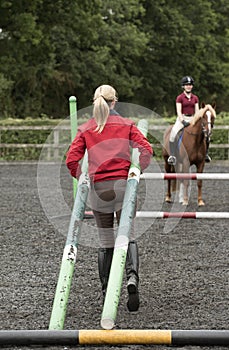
129 124 153 171
66 130 86 179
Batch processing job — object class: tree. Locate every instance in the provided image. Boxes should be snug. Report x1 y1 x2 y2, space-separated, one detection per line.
0 0 56 116
137 0 229 114
0 0 228 118
46 0 148 113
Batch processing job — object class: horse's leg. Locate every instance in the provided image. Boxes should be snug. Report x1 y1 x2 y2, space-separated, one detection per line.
182 179 190 205
196 162 205 206
177 163 188 205
182 162 190 206
164 162 172 202
165 179 172 202
163 127 174 203
177 164 184 203
179 182 184 203
197 179 205 206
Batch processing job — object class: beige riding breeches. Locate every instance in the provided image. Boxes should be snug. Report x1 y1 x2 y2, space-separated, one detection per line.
169 115 194 142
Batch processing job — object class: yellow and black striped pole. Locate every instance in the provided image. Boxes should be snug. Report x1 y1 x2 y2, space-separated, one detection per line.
0 329 229 346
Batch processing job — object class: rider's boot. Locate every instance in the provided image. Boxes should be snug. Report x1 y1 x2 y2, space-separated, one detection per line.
168 141 177 165
98 247 113 300
126 241 139 312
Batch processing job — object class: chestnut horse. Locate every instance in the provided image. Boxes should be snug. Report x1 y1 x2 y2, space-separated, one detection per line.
162 103 216 206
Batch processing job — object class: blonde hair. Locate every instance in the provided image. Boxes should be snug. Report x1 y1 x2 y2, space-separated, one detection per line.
93 85 118 133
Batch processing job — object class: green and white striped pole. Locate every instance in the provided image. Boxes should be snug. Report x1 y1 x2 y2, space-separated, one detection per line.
49 152 89 330
69 96 78 198
101 119 149 330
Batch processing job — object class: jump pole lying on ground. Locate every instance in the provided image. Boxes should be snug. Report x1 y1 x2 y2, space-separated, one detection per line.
69 95 78 198
101 119 149 330
49 152 89 330
141 173 229 180
1 329 229 346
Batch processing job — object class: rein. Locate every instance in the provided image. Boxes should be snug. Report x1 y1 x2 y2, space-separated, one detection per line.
184 120 205 136
184 112 213 138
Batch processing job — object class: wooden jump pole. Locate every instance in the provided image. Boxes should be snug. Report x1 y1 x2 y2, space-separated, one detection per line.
1 329 229 346
101 119 149 330
49 152 89 330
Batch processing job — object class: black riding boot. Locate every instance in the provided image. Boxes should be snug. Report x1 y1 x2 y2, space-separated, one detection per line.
168 141 177 165
126 241 139 312
98 248 113 299
205 139 211 162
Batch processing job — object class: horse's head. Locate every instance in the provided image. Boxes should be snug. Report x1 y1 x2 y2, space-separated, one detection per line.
191 102 216 138
201 102 216 138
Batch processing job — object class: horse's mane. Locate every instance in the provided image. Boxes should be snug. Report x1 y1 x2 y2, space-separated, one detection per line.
191 104 216 126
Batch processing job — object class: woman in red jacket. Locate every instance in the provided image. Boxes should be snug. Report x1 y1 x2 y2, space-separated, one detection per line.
66 84 152 312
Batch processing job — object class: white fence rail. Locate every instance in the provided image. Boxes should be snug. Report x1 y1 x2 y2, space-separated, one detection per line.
0 125 229 160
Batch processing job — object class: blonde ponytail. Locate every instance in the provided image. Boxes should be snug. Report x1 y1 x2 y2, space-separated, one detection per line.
93 85 118 133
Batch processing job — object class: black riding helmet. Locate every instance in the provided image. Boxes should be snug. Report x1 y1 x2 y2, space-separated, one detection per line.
181 76 194 86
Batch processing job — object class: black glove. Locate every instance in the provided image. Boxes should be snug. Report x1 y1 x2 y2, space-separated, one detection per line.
182 120 190 128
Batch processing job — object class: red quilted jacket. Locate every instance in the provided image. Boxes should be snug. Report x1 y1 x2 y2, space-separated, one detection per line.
66 111 153 183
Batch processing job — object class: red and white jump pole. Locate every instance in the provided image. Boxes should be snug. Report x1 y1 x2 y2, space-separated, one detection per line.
136 211 229 219
141 173 229 180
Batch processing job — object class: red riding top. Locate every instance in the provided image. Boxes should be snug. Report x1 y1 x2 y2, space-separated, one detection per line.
176 92 199 115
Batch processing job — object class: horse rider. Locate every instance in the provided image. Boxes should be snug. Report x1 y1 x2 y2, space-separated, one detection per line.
168 76 212 165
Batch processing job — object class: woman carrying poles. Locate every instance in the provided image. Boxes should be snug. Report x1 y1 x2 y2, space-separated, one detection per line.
66 84 153 312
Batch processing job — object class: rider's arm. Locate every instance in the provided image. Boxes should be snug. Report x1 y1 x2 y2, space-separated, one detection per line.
194 102 199 114
176 102 183 122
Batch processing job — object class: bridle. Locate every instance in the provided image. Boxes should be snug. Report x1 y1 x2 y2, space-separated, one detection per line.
202 109 214 140
184 108 214 139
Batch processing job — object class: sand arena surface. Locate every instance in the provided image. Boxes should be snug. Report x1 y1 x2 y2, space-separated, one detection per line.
0 160 228 350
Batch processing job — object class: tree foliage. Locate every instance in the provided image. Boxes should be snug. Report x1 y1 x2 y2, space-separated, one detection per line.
0 0 228 118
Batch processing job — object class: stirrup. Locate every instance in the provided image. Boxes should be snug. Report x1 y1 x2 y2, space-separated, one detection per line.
168 155 176 165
